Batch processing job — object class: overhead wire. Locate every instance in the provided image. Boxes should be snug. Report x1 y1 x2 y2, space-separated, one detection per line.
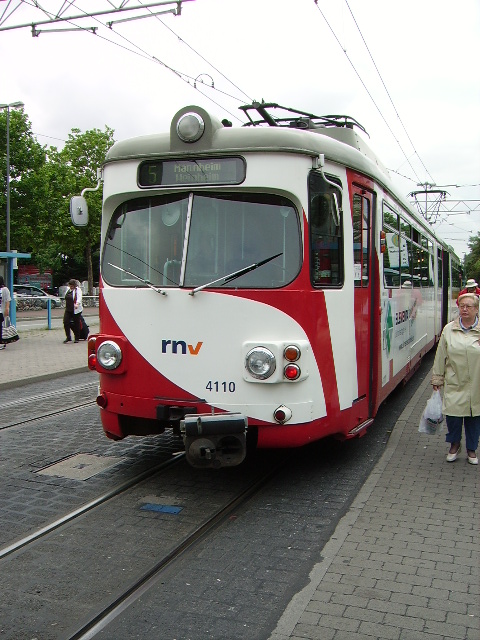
314 0 480 249
0 0 23 26
345 0 436 184
137 0 252 102
313 0 422 184
17 0 248 122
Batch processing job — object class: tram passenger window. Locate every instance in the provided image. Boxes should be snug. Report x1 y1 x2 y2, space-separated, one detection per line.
382 204 400 288
401 238 413 285
352 194 370 287
412 243 422 287
400 218 411 240
383 234 400 287
309 172 343 287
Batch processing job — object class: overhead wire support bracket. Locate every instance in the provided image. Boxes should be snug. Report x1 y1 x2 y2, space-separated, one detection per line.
32 26 97 37
408 185 447 224
0 1 193 34
107 7 179 28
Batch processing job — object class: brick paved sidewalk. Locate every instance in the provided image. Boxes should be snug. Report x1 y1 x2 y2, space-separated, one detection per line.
0 318 98 389
270 372 479 640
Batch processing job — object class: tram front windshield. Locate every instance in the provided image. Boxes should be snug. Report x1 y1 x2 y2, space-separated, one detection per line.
102 193 301 289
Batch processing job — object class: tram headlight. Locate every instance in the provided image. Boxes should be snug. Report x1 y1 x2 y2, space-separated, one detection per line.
245 347 276 380
97 340 123 370
176 112 205 142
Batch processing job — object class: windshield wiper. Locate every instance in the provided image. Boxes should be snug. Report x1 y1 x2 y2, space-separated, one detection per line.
189 252 282 296
108 263 167 295
105 242 179 286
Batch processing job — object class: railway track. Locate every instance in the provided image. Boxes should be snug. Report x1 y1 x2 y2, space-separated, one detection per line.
64 452 292 639
0 380 98 430
0 421 292 640
0 453 185 560
0 360 434 639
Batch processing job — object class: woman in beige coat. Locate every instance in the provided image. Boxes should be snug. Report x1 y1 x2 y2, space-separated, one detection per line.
432 293 480 464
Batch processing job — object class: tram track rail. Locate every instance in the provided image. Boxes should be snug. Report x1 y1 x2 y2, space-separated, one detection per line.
0 427 294 640
0 399 97 430
64 451 293 640
0 453 185 561
0 380 98 431
0 381 97 409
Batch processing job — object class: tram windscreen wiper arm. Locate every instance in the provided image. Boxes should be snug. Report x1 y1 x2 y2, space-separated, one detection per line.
189 252 282 296
108 263 167 295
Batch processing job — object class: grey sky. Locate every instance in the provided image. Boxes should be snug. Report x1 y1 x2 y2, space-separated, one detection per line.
1 0 479 258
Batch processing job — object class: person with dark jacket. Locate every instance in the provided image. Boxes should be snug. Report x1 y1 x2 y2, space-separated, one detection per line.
63 279 83 343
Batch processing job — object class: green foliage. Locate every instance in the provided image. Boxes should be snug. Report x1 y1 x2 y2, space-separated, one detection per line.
0 109 114 292
464 233 480 285
0 109 46 251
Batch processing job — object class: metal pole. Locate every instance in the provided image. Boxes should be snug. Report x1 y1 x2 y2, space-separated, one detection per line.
6 105 10 252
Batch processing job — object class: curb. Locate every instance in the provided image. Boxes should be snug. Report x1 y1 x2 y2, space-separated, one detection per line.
0 367 91 391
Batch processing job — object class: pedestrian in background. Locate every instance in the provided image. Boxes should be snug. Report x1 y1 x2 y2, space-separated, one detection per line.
432 293 480 464
456 278 480 305
63 279 83 343
0 275 11 351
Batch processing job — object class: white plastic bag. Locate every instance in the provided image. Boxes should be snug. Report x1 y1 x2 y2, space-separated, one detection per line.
419 389 444 434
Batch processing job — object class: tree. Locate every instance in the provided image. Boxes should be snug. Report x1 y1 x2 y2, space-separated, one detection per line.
464 234 480 284
1 110 115 293
50 126 115 293
0 109 47 253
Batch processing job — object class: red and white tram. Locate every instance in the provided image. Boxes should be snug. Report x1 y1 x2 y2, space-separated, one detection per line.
73 102 462 467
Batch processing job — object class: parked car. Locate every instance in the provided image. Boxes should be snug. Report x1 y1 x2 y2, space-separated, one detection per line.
13 285 62 309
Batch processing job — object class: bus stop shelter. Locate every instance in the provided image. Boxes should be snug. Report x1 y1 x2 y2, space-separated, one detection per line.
0 251 31 326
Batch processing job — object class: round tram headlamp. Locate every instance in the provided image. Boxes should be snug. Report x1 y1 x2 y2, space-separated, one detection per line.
284 344 300 361
245 347 276 380
176 112 205 142
97 340 123 370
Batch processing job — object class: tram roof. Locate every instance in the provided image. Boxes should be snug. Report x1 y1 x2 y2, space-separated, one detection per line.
105 105 453 252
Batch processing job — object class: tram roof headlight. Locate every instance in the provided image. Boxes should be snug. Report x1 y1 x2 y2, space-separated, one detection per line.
245 347 276 380
176 112 205 142
97 340 123 370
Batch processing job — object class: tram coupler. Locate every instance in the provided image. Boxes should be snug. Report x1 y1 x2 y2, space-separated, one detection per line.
180 413 247 469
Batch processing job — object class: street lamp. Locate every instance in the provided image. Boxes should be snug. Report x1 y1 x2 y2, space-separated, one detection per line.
0 101 25 253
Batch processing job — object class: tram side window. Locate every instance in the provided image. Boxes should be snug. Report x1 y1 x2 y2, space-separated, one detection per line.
309 172 343 287
402 238 413 287
451 259 462 301
423 237 435 287
437 249 442 287
412 243 422 287
353 194 370 287
382 204 400 287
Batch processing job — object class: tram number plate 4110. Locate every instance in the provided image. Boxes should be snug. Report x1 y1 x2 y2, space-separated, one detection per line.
206 381 236 393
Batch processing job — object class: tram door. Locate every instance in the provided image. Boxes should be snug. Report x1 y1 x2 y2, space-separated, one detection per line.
352 186 374 412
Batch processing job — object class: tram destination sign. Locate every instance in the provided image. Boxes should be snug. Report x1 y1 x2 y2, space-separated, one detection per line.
138 157 246 187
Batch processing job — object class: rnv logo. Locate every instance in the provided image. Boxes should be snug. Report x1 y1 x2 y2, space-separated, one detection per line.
161 340 203 355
